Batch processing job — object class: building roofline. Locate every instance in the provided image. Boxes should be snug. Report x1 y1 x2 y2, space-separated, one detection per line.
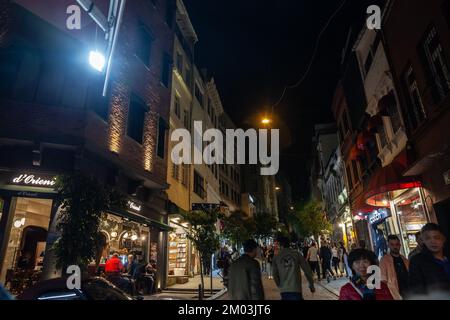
176 0 198 44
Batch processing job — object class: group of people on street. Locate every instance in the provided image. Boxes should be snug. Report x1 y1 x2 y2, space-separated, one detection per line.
228 237 316 300
340 223 450 300
227 222 450 300
304 241 351 282
103 253 157 296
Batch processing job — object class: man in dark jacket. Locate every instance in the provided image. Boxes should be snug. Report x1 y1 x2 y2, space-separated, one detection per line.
320 242 335 281
408 223 450 299
228 239 265 300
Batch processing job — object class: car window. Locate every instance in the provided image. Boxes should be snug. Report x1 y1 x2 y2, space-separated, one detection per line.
82 279 131 300
37 290 83 300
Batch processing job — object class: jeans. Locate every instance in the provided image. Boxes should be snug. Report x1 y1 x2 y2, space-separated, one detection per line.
266 262 273 278
309 261 320 280
281 292 303 300
322 259 335 279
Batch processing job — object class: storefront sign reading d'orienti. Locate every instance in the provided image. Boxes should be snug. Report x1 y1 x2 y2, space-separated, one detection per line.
10 173 57 187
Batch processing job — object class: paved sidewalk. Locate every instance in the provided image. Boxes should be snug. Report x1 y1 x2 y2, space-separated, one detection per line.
219 274 339 300
317 276 349 297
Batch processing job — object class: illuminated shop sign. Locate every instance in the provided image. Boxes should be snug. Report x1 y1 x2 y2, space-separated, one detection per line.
11 174 56 187
127 201 142 212
369 208 391 225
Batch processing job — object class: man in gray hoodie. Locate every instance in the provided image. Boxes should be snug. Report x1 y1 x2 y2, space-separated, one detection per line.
273 236 316 300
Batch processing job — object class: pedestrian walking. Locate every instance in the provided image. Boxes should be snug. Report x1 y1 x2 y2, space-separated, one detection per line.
341 243 352 278
228 239 265 300
266 245 275 279
339 248 394 300
408 231 423 260
320 242 335 281
306 242 321 281
408 223 450 299
331 244 340 277
273 236 315 300
379 235 410 300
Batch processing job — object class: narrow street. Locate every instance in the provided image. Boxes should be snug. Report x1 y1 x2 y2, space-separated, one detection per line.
219 274 345 301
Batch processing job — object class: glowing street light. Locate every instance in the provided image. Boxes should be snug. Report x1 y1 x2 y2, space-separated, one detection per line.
89 50 106 72
261 118 271 125
275 187 281 191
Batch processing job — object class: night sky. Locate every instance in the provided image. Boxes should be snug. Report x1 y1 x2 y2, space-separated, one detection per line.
183 0 381 200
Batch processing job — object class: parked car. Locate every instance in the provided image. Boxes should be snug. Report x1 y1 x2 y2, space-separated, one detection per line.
17 277 135 300
0 283 15 300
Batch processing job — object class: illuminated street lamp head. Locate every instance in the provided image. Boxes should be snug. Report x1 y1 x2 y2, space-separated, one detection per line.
89 50 106 72
275 187 281 191
261 118 271 125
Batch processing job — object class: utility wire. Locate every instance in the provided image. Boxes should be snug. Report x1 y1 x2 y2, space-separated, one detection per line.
270 0 348 112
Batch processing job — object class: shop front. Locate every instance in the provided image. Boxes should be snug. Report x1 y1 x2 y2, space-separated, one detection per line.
364 156 430 257
0 171 58 294
166 214 201 287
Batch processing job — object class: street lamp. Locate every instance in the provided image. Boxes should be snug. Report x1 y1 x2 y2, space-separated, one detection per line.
89 50 106 72
275 187 281 191
261 118 271 125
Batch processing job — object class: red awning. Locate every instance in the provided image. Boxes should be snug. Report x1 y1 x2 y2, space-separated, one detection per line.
365 151 422 206
351 191 377 216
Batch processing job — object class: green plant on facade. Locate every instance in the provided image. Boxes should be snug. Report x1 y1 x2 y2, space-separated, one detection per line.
53 174 126 271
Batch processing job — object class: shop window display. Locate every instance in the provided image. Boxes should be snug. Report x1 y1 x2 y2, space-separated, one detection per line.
0 197 53 294
393 188 428 256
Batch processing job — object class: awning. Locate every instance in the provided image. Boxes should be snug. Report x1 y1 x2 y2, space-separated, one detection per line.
108 207 173 231
365 151 422 207
351 191 377 217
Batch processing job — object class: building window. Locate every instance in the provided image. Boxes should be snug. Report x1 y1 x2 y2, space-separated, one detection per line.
377 122 388 149
172 163 179 180
351 160 359 185
194 171 205 198
176 52 183 73
87 74 109 120
183 109 190 129
157 117 167 158
421 25 450 102
161 53 172 87
345 164 353 191
403 66 427 131
136 23 154 67
182 164 188 186
363 33 381 77
184 66 191 89
207 98 212 118
127 94 147 144
195 83 203 106
174 95 181 118
386 97 402 134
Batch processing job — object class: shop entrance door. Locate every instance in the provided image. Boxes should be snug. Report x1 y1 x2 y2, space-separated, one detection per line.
0 197 53 290
434 199 450 257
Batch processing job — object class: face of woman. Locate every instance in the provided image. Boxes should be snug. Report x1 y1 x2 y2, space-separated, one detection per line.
352 258 371 278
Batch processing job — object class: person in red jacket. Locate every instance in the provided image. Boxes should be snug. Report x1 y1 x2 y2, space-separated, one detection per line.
339 248 393 300
105 252 124 275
